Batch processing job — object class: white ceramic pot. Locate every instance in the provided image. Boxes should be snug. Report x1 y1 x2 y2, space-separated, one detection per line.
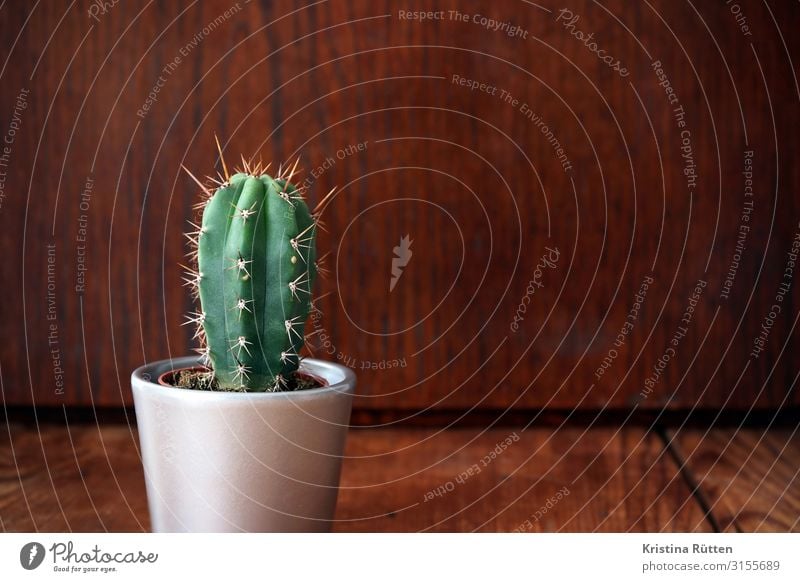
131 356 355 532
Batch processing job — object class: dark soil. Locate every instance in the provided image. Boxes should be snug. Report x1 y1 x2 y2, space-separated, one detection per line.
158 366 325 392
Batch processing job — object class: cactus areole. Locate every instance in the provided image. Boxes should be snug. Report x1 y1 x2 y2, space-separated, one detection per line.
183 158 321 392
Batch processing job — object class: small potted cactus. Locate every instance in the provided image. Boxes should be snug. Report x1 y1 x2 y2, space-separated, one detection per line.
131 140 355 532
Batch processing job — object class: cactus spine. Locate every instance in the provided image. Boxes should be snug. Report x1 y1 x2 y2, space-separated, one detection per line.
184 146 320 392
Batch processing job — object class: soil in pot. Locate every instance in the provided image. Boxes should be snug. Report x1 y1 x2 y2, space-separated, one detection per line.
157 366 326 392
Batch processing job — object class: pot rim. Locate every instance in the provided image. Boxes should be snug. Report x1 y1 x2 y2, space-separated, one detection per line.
132 356 355 400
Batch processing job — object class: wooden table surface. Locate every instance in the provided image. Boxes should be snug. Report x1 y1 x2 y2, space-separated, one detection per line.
1 421 797 532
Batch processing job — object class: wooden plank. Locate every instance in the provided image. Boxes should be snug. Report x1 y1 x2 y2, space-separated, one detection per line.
0 1 798 409
0 423 710 531
668 428 800 532
334 426 709 531
0 421 149 532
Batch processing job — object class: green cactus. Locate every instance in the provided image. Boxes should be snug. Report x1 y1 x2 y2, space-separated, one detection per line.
183 150 322 392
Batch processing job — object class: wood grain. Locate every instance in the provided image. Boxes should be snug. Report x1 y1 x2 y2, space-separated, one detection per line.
0 421 718 532
0 419 149 532
668 428 800 532
335 426 711 532
0 1 797 408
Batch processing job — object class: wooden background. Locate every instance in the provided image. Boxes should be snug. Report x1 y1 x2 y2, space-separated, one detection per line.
0 0 798 411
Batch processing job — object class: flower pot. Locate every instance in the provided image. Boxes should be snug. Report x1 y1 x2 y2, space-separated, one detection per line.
131 356 356 532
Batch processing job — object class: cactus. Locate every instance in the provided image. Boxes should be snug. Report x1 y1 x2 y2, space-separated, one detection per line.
183 141 328 392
